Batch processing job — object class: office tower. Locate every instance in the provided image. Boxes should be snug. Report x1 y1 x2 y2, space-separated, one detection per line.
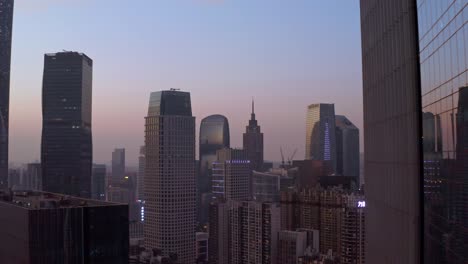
137 146 145 201
112 148 126 179
144 90 196 264
243 100 264 171
360 0 467 263
252 169 295 202
212 148 251 201
210 200 280 264
305 104 337 172
0 0 14 188
341 194 365 264
195 232 209 263
335 115 360 185
41 51 93 198
23 163 42 191
92 164 106 200
277 230 308 264
199 115 230 224
0 190 129 263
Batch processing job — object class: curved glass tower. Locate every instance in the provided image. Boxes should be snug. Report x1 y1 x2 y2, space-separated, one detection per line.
0 0 14 188
198 115 230 225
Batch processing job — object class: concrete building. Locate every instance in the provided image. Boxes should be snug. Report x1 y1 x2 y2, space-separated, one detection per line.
0 0 14 187
196 232 209 263
335 115 359 186
112 148 126 179
212 148 251 201
0 190 129 263
277 230 308 264
252 168 294 202
305 104 337 172
92 164 106 200
144 90 196 264
41 52 93 198
243 100 264 171
340 194 365 264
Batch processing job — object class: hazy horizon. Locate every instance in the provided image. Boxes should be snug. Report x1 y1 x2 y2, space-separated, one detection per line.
9 0 363 166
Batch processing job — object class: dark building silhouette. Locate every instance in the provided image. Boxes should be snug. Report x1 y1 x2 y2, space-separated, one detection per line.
41 51 93 198
92 164 106 201
198 115 229 225
112 148 126 179
335 115 359 186
0 0 14 188
360 0 467 263
0 190 129 263
144 89 196 264
243 100 264 171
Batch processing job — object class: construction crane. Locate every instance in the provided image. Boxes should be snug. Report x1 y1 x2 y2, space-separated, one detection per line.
280 147 285 168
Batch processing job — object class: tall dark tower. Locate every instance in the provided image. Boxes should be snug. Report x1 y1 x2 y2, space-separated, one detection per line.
243 100 264 171
0 0 14 188
41 52 93 198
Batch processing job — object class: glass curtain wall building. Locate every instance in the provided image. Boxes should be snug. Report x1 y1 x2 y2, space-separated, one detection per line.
360 0 467 263
0 0 14 188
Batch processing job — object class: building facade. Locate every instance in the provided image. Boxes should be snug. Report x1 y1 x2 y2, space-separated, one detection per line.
360 0 467 263
92 164 106 201
340 194 365 264
41 51 93 198
335 115 360 186
277 230 308 264
137 146 145 201
0 0 14 188
22 163 42 191
144 90 196 264
305 104 337 172
199 115 230 225
252 169 294 202
112 148 126 180
0 190 129 263
243 100 264 171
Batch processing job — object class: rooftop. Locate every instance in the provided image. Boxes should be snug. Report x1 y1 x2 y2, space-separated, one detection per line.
0 190 124 210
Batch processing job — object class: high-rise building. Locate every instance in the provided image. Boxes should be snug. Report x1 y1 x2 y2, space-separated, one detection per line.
277 230 308 264
23 163 42 191
0 190 129 263
335 115 360 186
212 148 251 201
360 0 467 263
243 100 264 171
305 104 337 172
340 194 365 264
144 89 196 264
92 164 106 201
41 51 93 198
0 0 14 188
195 232 209 263
252 169 295 202
199 115 230 225
112 148 126 179
137 146 145 201
209 200 280 264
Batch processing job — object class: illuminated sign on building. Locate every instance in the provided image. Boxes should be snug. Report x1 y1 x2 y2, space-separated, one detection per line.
357 201 366 208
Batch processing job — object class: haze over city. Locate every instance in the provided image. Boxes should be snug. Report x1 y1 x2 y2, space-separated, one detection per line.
9 0 363 165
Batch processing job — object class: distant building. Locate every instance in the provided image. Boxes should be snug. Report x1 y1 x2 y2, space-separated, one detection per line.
196 232 209 263
0 0 14 187
209 200 280 264
335 115 359 185
340 194 365 264
252 168 295 202
0 190 129 263
212 148 251 201
243 100 264 171
23 163 42 191
198 115 230 225
92 164 106 200
144 90 196 264
305 104 336 172
292 160 332 189
7 167 20 189
41 51 93 198
112 148 126 179
137 146 145 201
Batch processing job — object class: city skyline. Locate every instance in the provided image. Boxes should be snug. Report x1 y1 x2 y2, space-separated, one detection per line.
8 0 363 165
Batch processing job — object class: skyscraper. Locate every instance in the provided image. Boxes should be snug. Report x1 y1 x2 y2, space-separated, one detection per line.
112 148 126 179
144 89 196 264
212 148 251 201
137 146 145 201
361 0 467 263
41 51 93 198
92 164 106 201
335 115 359 185
199 115 230 224
243 100 264 171
305 104 337 172
0 0 14 188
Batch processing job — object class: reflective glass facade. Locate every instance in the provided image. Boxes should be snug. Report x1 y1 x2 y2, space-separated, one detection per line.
0 0 13 188
418 0 467 263
41 52 93 198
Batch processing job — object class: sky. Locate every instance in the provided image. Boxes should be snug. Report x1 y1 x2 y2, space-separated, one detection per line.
9 0 363 167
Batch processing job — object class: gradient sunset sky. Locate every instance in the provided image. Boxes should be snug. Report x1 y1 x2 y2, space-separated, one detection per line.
9 0 363 166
